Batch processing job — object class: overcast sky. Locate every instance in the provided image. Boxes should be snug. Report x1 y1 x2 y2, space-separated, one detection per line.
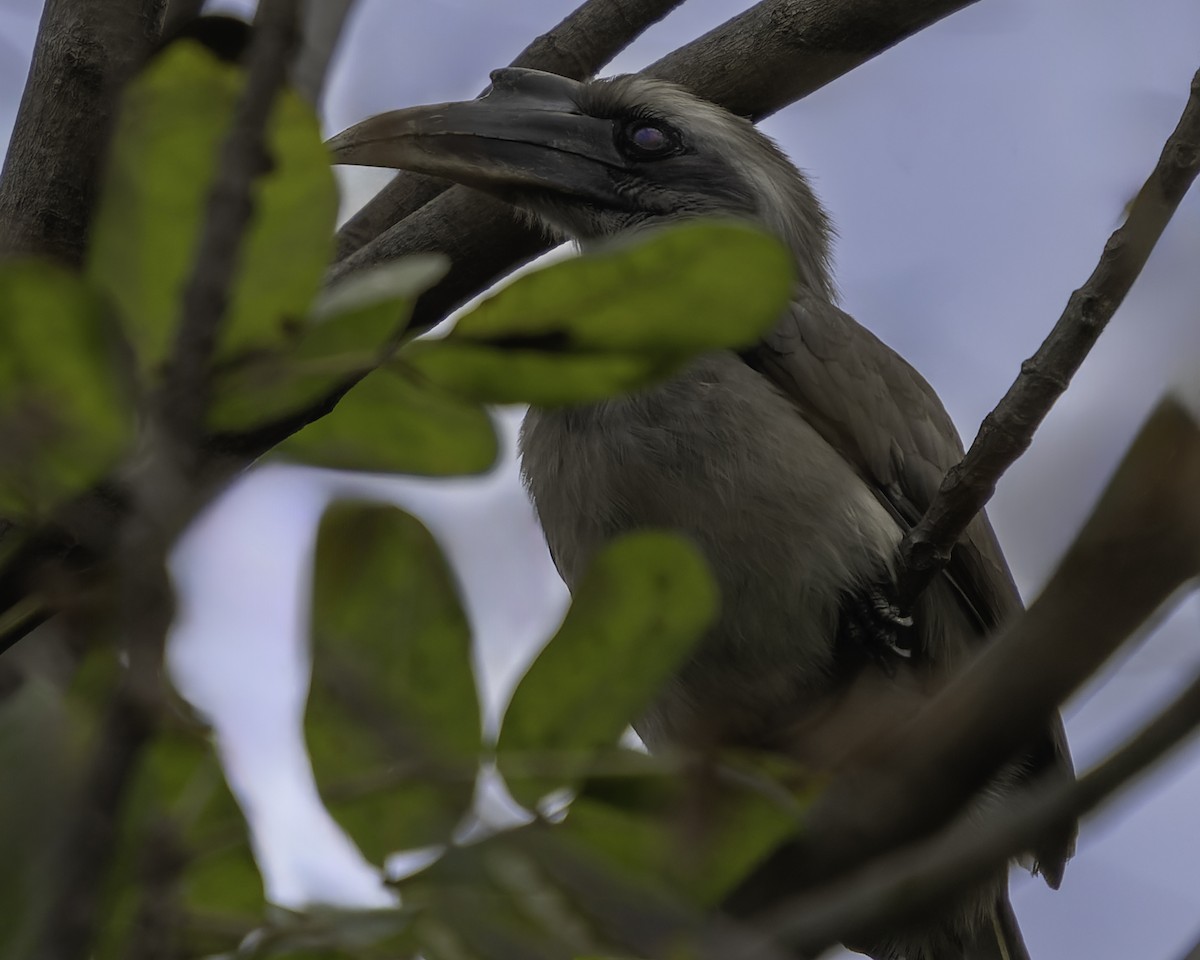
4 0 1200 957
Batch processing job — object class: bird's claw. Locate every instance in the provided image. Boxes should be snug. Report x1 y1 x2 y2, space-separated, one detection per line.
836 581 916 676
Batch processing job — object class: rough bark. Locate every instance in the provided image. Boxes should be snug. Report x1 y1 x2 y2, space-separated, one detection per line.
0 0 167 266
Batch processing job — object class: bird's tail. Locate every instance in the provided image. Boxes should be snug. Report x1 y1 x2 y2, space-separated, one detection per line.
961 895 1032 960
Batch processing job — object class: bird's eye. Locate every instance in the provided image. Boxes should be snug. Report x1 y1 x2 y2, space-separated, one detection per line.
618 119 680 160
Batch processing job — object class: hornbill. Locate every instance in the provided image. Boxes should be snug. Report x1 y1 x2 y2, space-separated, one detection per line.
328 67 1075 960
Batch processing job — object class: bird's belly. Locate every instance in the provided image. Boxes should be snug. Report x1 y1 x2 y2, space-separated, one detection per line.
519 353 901 748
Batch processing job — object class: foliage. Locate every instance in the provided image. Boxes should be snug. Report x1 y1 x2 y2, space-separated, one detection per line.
0 29 808 960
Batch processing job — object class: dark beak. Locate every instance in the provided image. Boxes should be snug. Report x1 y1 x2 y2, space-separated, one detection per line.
327 68 626 207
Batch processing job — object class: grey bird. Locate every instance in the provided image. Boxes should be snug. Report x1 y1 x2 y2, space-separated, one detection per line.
328 67 1075 960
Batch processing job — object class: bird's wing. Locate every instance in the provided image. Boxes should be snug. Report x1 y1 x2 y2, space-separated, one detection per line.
741 291 1075 883
741 290 1022 635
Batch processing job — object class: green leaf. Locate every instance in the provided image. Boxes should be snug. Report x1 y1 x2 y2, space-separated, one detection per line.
278 367 497 475
208 255 449 433
87 40 337 373
0 260 133 517
403 221 794 406
497 532 717 806
306 502 482 856
400 343 670 406
0 678 77 960
451 222 794 352
93 724 264 960
560 755 812 906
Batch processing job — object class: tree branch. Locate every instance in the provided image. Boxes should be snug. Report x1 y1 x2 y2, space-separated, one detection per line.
895 66 1200 606
758 655 1200 957
728 395 1200 915
0 0 167 265
39 511 174 960
292 0 357 107
163 0 305 444
333 0 688 262
1180 932 1200 960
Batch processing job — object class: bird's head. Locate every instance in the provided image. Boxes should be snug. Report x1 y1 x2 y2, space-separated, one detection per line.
329 68 835 299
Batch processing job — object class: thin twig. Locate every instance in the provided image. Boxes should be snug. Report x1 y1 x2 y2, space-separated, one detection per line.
758 657 1200 957
895 66 1200 606
163 0 304 445
334 0 688 262
727 396 1200 915
0 0 167 265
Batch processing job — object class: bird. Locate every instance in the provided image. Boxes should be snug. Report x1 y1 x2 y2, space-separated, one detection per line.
328 66 1075 960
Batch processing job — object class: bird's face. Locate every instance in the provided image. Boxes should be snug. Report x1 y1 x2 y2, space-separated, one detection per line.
329 68 834 296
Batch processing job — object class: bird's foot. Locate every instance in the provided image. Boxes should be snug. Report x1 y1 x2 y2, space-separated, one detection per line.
836 581 915 676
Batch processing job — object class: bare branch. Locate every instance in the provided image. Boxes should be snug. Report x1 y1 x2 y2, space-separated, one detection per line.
292 0 358 107
0 0 167 265
728 396 1200 914
758 657 1200 957
895 66 1200 606
163 0 305 444
334 0 688 262
1179 932 1200 960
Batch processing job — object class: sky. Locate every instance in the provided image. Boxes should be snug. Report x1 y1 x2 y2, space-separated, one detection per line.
4 0 1200 957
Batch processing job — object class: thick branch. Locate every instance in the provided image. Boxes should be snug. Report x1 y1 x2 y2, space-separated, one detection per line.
334 0 688 262
760 657 1200 956
0 0 166 265
163 0 304 443
895 66 1200 605
729 396 1200 914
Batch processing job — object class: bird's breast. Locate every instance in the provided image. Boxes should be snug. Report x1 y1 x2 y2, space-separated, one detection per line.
519 352 902 748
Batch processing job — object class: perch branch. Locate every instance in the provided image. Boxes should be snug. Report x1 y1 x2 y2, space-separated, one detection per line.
895 66 1200 605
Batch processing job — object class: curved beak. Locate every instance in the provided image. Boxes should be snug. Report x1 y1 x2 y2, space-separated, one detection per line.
326 68 626 206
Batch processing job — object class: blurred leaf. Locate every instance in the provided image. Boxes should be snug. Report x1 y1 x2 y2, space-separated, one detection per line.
242 905 416 959
0 678 77 960
0 260 133 518
497 532 716 806
278 367 497 475
400 343 670 406
310 255 449 326
561 754 811 906
87 40 336 373
403 222 793 406
92 722 264 960
306 503 481 856
209 255 450 433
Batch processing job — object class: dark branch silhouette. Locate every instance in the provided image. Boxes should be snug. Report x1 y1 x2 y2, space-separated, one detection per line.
896 66 1200 606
